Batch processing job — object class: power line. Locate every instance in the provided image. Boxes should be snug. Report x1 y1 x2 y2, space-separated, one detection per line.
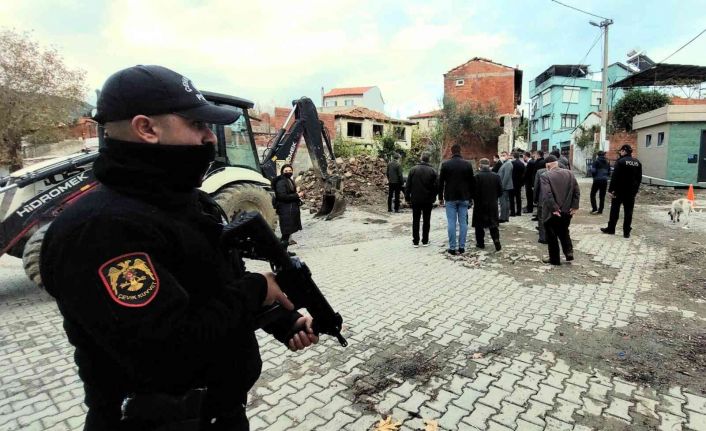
550 0 609 20
659 28 706 63
563 31 603 120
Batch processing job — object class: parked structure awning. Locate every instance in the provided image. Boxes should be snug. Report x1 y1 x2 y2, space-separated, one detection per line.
610 63 706 88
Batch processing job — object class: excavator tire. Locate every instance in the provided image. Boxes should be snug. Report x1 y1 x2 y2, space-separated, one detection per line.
213 183 277 229
22 223 51 288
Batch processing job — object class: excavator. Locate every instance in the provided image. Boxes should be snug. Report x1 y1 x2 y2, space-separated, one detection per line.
0 92 344 286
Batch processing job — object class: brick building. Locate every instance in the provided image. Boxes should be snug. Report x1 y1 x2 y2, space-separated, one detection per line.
443 57 523 115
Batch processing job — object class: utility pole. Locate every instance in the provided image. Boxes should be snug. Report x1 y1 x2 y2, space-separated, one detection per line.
591 18 614 152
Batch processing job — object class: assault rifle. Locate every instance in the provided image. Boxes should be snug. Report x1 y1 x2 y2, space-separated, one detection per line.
222 212 347 347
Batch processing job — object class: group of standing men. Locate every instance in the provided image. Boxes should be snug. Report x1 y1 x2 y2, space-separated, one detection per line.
395 143 642 266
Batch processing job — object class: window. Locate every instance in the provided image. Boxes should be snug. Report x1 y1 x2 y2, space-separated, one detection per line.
325 100 337 107
394 126 405 141
542 90 551 106
372 124 384 137
562 86 579 104
591 90 602 106
455 79 465 86
344 99 354 106
531 120 538 133
658 132 664 145
542 115 550 130
531 141 538 151
645 134 652 147
347 122 362 137
531 97 539 115
220 107 259 172
560 114 577 129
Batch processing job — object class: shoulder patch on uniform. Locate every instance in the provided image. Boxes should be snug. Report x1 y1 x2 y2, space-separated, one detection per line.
98 252 160 307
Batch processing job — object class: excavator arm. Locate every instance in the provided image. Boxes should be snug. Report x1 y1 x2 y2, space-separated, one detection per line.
261 97 345 219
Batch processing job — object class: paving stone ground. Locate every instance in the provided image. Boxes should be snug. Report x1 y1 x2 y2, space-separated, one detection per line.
1 179 705 431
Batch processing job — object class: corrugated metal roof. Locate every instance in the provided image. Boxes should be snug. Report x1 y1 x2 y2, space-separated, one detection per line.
610 63 706 88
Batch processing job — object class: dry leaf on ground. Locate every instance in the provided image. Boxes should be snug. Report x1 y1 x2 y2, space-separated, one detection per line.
374 416 402 431
424 418 439 431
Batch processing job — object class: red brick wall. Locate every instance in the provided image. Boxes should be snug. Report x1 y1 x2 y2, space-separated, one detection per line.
444 60 517 115
607 131 638 162
273 107 336 139
671 97 706 105
442 135 497 166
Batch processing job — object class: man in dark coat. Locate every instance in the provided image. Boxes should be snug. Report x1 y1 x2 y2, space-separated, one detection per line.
510 152 526 217
40 65 317 431
491 154 502 173
438 144 475 254
386 153 404 212
524 151 537 213
472 158 502 251
497 151 514 222
531 150 546 223
540 155 580 265
274 164 303 250
601 144 642 238
589 150 610 214
405 151 438 247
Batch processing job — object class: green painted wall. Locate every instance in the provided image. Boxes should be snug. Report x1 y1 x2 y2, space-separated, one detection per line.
667 122 705 184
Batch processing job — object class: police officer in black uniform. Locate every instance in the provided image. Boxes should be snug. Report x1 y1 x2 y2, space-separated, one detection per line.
601 144 643 238
40 65 319 431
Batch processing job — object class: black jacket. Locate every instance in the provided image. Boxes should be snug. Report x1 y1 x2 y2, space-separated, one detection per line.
472 168 502 228
609 155 642 197
511 159 526 189
590 156 610 181
273 174 302 236
438 154 475 201
524 159 537 187
40 140 289 426
406 162 438 205
386 159 404 184
492 160 502 173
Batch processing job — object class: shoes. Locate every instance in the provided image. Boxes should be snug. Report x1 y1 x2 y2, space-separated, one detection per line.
623 232 631 238
458 248 465 254
288 239 297 245
541 256 560 265
531 216 538 221
476 243 485 249
524 208 533 214
494 241 502 252
422 242 430 247
447 249 457 255
566 254 574 261
590 210 597 214
413 243 419 248
287 251 297 256
597 211 603 214
510 213 516 217
395 210 400 213
535 226 539 231
388 209 393 212
538 239 548 244
600 228 615 235
499 220 509 224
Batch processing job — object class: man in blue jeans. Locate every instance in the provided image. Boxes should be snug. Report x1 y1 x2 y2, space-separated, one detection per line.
438 144 475 254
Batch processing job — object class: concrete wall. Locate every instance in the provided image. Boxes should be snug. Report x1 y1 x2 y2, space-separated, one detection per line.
323 95 364 109
667 122 705 184
571 113 600 175
444 60 518 115
362 87 385 112
411 117 439 133
636 124 669 181
336 118 412 149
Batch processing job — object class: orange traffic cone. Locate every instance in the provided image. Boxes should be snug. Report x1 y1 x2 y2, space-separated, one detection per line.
687 184 695 207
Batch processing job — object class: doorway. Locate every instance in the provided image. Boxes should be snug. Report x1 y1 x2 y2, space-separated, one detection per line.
699 130 706 182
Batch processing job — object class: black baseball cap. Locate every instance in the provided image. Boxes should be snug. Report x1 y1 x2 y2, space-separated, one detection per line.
93 65 240 125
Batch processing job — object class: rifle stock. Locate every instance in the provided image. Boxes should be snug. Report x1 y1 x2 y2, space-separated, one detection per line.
222 212 347 347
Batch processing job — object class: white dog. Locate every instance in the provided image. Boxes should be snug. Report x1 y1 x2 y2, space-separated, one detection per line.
668 198 693 228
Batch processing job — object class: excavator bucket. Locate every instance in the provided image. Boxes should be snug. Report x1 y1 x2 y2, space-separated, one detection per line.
315 176 346 220
316 189 346 220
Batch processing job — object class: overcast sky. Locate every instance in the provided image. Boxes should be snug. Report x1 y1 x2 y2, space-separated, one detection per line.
1 0 704 119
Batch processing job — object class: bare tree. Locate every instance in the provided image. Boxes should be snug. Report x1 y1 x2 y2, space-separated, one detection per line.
0 29 86 171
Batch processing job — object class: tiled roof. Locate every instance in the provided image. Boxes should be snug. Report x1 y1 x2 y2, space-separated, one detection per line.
323 86 374 97
408 110 442 120
446 57 515 74
334 107 414 125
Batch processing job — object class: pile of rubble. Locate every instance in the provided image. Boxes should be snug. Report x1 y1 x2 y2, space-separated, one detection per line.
296 155 391 210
